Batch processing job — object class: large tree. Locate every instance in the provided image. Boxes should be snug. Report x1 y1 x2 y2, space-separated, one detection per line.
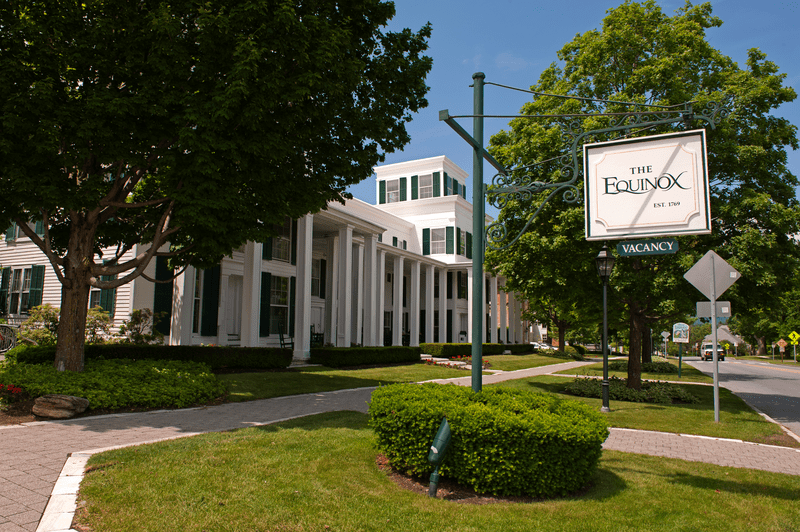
0 0 432 371
487 0 798 388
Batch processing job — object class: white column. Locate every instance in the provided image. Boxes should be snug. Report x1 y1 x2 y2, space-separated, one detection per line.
392 255 403 346
482 274 488 343
170 266 193 345
363 235 378 346
337 225 353 347
377 249 386 346
409 260 420 346
294 215 313 359
510 293 518 344
466 267 474 341
490 276 498 344
325 236 338 346
425 264 435 344
352 242 364 346
438 269 447 343
499 287 507 344
240 241 261 347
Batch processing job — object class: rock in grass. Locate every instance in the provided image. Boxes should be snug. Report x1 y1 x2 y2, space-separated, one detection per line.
33 394 90 419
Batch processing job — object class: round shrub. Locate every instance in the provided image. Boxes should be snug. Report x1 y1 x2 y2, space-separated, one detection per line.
369 383 608 498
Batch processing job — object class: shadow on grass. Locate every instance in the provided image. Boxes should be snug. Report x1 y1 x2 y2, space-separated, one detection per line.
666 472 800 501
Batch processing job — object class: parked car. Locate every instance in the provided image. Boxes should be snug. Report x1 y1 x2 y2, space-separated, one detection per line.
701 342 725 361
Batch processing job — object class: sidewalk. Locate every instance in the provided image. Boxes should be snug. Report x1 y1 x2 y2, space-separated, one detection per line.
1 361 799 532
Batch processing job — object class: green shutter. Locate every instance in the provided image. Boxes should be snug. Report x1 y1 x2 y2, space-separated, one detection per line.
5 223 17 242
263 237 273 260
0 268 10 315
452 179 459 198
153 257 173 336
461 184 467 199
466 232 473 259
290 276 296 337
444 173 451 195
411 175 418 200
379 180 386 204
291 219 298 265
399 177 407 201
200 265 220 337
457 227 463 255
319 259 327 300
34 220 44 236
393 236 398 247
99 273 116 316
28 265 46 308
446 226 454 254
260 272 271 337
433 172 441 197
422 228 430 255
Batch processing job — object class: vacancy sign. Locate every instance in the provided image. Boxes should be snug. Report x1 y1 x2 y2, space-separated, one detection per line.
584 130 711 241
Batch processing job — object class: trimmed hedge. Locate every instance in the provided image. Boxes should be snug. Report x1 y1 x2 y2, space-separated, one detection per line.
0 359 226 410
564 376 700 404
420 343 532 358
608 360 679 374
308 346 420 368
4 344 292 370
369 383 608 498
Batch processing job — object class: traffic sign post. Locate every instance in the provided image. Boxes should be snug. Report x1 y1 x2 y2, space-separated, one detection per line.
684 250 740 423
673 323 689 377
790 331 799 362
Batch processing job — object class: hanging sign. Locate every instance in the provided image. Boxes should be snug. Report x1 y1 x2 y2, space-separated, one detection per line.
584 130 711 241
616 238 678 257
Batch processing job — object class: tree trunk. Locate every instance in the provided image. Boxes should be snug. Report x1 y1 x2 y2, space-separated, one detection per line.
53 215 99 372
54 279 91 372
641 328 652 364
627 312 645 390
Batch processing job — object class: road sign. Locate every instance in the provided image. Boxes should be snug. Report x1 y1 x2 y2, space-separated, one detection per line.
673 323 690 343
777 339 788 348
616 238 679 257
789 331 800 345
684 251 740 301
696 301 731 318
661 331 670 339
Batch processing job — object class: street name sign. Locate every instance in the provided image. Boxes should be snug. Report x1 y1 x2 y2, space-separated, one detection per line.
616 238 678 257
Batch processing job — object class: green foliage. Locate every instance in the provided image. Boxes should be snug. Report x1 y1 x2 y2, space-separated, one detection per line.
369 383 608 498
5 344 292 370
420 343 510 358
550 349 586 361
18 304 60 346
117 309 165 345
0 359 226 410
85 306 112 344
564 376 699 404
309 346 420 368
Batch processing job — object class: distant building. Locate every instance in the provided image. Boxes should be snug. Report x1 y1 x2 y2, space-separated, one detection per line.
1 156 541 359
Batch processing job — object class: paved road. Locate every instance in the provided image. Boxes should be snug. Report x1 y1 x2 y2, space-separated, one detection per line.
2 360 800 532
689 358 800 437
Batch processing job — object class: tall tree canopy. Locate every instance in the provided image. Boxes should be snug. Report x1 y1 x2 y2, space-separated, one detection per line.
0 0 432 371
486 0 798 388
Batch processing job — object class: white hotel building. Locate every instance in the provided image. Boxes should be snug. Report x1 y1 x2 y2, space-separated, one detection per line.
0 156 542 359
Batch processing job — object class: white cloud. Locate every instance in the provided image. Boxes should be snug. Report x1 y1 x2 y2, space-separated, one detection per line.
494 52 531 72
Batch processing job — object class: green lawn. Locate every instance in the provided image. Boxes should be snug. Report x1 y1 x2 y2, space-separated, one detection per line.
218 363 477 401
492 375 794 446
75 411 800 532
732 356 799 365
483 352 583 371
558 360 713 383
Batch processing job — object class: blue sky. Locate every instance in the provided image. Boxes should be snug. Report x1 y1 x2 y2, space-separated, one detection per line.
347 0 800 216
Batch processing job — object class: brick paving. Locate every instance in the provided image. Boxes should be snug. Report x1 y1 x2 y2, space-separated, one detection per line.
0 361 798 531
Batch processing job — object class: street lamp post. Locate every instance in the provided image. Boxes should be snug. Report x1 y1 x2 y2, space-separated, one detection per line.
595 245 615 413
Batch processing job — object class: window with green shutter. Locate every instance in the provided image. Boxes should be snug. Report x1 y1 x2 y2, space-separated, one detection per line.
456 227 462 255
34 220 44 236
452 179 459 198
260 272 271 337
446 227 454 254
5 223 17 242
399 177 407 201
0 268 10 315
393 236 398 247
411 175 418 200
153 257 173 336
444 173 452 195
379 180 386 204
422 228 430 255
28 265 45 309
433 172 441 197
466 232 473 259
